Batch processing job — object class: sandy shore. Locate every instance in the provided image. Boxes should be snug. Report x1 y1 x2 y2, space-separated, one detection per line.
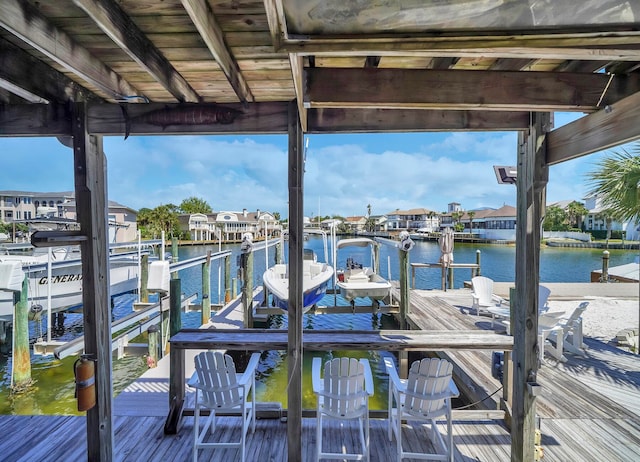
545 297 639 344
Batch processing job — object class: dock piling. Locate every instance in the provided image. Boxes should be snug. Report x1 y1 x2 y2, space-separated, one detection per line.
147 325 159 368
140 254 149 303
12 275 32 390
601 250 610 283
201 251 211 324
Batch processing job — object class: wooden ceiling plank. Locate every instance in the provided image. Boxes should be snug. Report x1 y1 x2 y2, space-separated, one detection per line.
73 0 200 103
554 60 606 73
547 91 640 165
180 0 254 103
430 57 459 70
0 0 140 101
0 37 99 103
489 58 536 71
306 68 640 111
307 108 530 133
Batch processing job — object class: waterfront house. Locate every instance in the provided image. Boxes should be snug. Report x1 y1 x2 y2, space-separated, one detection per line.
583 193 640 241
343 215 367 233
454 206 517 241
0 191 138 243
386 208 439 232
179 209 281 242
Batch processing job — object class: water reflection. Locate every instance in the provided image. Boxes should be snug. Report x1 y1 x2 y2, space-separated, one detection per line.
254 309 398 410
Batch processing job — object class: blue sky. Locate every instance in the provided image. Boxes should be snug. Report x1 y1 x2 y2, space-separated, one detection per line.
0 112 628 218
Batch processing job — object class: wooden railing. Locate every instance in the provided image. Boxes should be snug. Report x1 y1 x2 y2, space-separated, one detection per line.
165 328 513 433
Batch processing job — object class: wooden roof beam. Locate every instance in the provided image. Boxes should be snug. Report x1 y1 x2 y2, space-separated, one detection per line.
305 68 640 111
0 0 140 101
73 0 200 103
547 91 640 165
280 40 640 62
307 108 530 133
180 0 254 104
289 54 307 131
0 38 99 104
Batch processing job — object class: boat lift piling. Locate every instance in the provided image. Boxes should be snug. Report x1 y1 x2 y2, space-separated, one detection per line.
13 275 32 390
201 251 211 324
140 254 149 302
240 234 254 328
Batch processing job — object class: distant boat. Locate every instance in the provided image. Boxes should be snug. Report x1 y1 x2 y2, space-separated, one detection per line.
0 241 160 322
335 237 392 305
263 230 334 313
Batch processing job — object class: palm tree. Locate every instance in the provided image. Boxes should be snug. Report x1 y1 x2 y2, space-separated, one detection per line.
585 147 640 223
565 201 588 230
467 211 476 233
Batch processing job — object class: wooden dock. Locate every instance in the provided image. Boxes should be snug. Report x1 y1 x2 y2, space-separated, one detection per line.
406 287 640 461
1 287 639 461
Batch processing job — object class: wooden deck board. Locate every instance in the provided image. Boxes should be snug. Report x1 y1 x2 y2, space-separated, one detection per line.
0 414 516 461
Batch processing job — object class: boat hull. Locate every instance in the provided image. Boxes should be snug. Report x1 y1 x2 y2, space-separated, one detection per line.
0 256 140 322
336 273 392 302
263 263 334 313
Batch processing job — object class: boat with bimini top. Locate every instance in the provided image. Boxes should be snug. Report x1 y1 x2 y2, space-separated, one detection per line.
334 237 392 306
262 229 334 313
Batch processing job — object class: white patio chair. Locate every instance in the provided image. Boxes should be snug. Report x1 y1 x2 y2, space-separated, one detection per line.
312 356 374 461
539 301 589 361
384 357 459 462
471 276 505 316
188 351 261 462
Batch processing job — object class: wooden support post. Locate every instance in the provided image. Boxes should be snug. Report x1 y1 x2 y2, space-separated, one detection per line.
275 240 282 264
287 100 304 462
512 112 550 462
398 246 409 329
72 102 113 462
441 265 446 291
241 250 254 328
232 278 237 300
201 251 211 324
225 255 231 303
165 278 184 434
476 250 482 277
447 267 454 289
171 238 178 279
140 254 149 303
373 244 380 274
11 275 32 389
147 325 159 368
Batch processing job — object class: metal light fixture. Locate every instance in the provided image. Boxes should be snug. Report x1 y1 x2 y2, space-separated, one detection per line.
493 165 517 185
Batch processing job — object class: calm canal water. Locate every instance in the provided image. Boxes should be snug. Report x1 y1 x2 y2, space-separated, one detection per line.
1 237 637 414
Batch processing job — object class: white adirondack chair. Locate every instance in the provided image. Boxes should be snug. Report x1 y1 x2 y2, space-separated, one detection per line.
471 276 505 316
384 357 459 462
312 356 374 461
539 301 589 361
188 351 261 462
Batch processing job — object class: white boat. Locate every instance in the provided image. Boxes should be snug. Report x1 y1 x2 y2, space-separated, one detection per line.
263 230 334 313
334 237 392 304
0 241 159 322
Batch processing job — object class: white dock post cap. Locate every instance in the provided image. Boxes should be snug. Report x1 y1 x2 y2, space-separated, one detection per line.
148 260 170 293
0 261 24 292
